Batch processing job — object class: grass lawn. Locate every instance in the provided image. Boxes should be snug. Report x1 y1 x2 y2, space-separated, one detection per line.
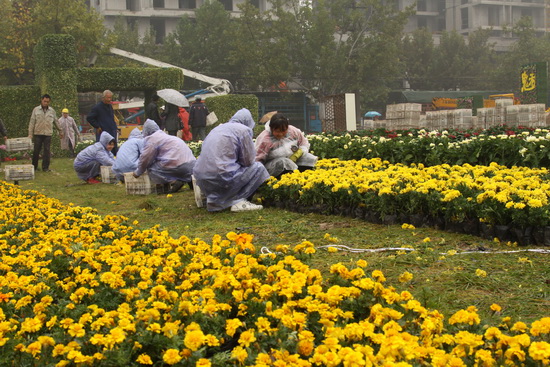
5 157 549 325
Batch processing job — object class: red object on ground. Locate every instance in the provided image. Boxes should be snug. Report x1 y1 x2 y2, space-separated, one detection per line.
178 107 192 141
86 178 101 184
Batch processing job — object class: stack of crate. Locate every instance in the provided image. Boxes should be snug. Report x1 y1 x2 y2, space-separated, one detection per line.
505 106 519 126
475 108 495 129
495 99 514 125
452 109 473 130
385 103 422 129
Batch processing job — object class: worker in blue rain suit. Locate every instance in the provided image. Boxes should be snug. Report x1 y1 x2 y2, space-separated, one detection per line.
74 131 115 184
112 127 143 182
193 108 270 212
133 119 195 193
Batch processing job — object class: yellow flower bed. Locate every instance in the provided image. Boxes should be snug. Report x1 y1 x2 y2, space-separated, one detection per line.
263 159 550 230
0 182 549 366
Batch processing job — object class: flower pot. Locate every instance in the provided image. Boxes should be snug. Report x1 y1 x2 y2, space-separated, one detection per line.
445 220 464 234
382 214 399 225
512 227 534 246
533 226 550 246
463 219 480 237
494 225 511 243
479 223 495 241
409 213 425 228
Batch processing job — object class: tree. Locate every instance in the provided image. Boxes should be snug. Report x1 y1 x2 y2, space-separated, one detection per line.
430 31 469 91
492 17 550 92
0 0 106 84
32 0 105 64
163 0 236 86
401 28 435 90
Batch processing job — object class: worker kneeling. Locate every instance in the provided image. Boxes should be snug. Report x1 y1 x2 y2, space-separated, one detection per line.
112 127 143 182
133 119 195 193
74 131 115 184
193 109 270 212
255 113 317 178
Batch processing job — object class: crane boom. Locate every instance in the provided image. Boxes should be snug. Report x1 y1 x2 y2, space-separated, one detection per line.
109 47 232 96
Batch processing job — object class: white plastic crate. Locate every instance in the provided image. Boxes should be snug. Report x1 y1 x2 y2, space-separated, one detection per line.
123 172 155 195
100 166 117 184
4 164 34 181
6 137 33 152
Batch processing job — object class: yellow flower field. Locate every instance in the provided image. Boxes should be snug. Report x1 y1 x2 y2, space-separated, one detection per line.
0 182 549 366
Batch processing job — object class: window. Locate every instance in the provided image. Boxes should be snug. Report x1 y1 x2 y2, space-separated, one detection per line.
488 7 500 26
521 9 532 19
126 0 139 11
178 0 196 8
461 0 468 4
250 0 260 8
153 0 165 8
219 0 232 11
417 0 426 12
150 18 166 44
461 7 468 30
418 17 427 29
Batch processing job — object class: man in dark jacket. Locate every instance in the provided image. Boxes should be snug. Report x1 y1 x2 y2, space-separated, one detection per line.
145 94 163 130
189 96 209 141
87 90 119 155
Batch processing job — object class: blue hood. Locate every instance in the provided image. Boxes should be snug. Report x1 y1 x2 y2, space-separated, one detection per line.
142 119 160 137
99 131 115 149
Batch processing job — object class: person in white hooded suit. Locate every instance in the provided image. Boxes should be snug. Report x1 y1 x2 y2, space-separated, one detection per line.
112 127 143 182
193 108 270 212
133 119 196 193
73 131 115 184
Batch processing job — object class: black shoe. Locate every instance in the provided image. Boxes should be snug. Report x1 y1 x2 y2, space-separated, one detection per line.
168 180 185 193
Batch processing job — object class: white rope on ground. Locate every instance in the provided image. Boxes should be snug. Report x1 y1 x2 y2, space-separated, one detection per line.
261 245 550 255
317 245 415 253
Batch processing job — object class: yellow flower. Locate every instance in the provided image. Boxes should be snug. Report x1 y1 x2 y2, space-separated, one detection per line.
398 271 413 283
196 359 211 367
136 354 153 365
184 329 206 351
475 269 487 277
490 303 502 313
238 329 256 348
162 349 182 365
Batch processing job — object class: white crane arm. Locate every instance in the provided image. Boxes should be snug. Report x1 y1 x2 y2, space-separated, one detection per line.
109 47 232 96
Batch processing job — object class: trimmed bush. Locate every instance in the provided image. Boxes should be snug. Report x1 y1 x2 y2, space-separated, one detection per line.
205 94 259 134
0 86 41 139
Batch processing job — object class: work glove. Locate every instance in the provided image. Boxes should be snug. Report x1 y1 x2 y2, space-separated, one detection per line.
289 148 303 163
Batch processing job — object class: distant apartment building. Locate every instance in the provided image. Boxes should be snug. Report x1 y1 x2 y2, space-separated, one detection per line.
402 0 548 51
87 0 270 44
89 0 549 51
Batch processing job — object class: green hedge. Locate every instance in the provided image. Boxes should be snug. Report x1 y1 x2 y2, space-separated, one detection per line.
0 86 41 139
205 94 259 134
76 68 184 92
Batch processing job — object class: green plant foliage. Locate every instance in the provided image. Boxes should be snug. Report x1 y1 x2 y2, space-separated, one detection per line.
205 94 258 127
76 68 183 92
0 85 41 138
34 34 78 157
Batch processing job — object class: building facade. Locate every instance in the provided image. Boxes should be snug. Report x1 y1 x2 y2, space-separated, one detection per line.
88 0 271 44
401 0 548 51
90 0 548 51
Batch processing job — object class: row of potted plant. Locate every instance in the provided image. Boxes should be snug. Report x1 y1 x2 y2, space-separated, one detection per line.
0 182 548 366
307 128 550 167
259 158 550 245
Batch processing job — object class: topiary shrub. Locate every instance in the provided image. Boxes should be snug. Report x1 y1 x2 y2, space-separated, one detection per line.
0 86 41 139
205 94 259 135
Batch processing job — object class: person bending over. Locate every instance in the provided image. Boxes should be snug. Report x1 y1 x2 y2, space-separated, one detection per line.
133 119 195 193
